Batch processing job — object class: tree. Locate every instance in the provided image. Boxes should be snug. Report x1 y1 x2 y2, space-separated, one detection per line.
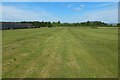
48 22 52 28
87 21 90 26
117 23 120 27
58 21 61 24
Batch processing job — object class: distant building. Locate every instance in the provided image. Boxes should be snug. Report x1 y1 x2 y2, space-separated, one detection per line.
1 22 33 30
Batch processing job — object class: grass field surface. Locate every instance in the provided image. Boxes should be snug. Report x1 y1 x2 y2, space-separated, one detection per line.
2 27 118 78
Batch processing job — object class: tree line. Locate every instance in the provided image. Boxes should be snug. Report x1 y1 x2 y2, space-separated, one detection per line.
21 21 119 27
21 21 52 28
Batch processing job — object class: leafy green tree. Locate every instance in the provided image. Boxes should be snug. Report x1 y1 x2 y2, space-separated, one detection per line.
117 23 120 27
48 21 52 28
58 21 61 24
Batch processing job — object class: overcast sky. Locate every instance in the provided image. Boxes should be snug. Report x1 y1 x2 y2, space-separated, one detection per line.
1 2 118 23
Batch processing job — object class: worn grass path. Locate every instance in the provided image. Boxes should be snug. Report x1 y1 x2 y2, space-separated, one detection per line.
2 27 118 78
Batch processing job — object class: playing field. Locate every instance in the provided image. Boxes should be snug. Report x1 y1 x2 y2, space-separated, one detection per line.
2 27 118 78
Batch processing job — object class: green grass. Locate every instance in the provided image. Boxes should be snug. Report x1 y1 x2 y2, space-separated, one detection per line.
2 27 118 78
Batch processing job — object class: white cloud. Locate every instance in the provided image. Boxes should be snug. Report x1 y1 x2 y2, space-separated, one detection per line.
72 8 118 23
2 5 59 22
79 4 85 7
70 4 85 12
73 7 82 11
67 4 73 8
94 3 116 8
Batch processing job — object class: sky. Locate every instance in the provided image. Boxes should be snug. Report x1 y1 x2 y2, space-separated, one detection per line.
2 0 120 2
0 2 118 23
